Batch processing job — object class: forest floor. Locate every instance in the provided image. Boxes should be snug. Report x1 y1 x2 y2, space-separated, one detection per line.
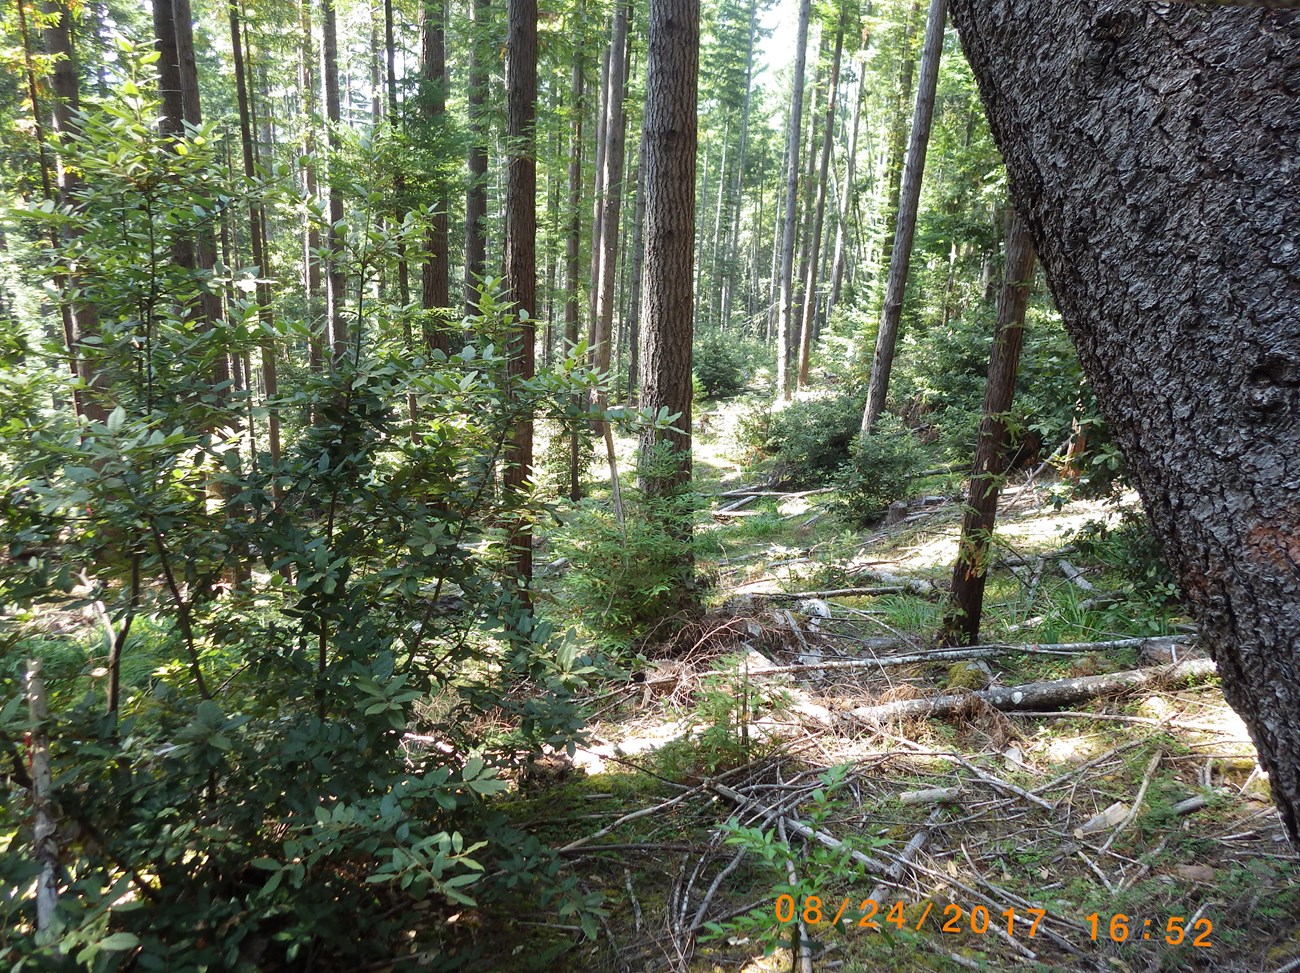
487 391 1300 973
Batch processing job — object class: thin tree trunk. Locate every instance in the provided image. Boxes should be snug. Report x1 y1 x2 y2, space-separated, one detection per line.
775 0 812 400
718 0 759 334
951 0 1300 840
229 0 281 470
421 0 450 354
564 15 585 502
626 128 648 396
463 0 490 315
321 0 348 360
587 42 611 331
504 0 538 597
299 0 324 380
796 5 845 387
828 56 864 316
860 0 946 435
591 0 631 386
940 210 1035 646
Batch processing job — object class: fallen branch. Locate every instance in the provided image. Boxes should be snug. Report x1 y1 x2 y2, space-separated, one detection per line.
718 487 833 499
848 658 1216 724
1059 559 1096 593
867 807 943 904
750 586 908 599
737 636 1196 679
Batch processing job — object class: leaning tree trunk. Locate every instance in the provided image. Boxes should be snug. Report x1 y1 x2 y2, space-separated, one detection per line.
860 0 946 435
939 209 1034 647
950 0 1300 841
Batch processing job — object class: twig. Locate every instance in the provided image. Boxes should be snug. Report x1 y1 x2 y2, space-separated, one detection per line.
709 782 891 874
867 807 942 904
1099 750 1163 852
1077 850 1115 892
776 818 814 973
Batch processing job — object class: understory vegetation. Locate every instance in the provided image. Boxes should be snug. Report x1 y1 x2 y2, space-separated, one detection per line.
1 0 1296 969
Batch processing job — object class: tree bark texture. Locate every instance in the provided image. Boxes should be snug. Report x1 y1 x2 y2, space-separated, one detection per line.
564 18 585 501
861 0 946 435
463 0 490 315
637 0 698 500
421 0 451 354
797 6 845 388
504 0 538 595
321 0 348 360
940 209 1035 647
591 0 631 388
774 0 812 400
951 0 1300 840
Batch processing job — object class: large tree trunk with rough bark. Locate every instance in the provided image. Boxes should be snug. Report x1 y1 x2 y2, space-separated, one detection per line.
950 0 1300 841
637 0 697 512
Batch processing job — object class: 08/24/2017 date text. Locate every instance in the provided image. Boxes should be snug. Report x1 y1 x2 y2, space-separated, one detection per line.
772 897 1213 947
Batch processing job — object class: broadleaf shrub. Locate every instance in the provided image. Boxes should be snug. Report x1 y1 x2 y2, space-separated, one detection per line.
0 55 605 972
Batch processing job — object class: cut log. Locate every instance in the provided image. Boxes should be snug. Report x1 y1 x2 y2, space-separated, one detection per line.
848 657 1216 724
899 785 963 804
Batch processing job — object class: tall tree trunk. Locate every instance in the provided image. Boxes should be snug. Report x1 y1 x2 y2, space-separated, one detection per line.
504 0 537 597
564 15 585 502
591 0 631 387
229 0 282 470
718 0 759 334
321 0 348 361
774 0 812 400
587 42 612 330
796 5 845 387
876 0 919 297
626 128 648 396
860 0 946 435
940 210 1034 647
463 0 490 315
951 0 1300 841
637 0 697 515
421 0 450 354
299 0 324 380
38 0 107 422
155 0 230 403
828 56 864 317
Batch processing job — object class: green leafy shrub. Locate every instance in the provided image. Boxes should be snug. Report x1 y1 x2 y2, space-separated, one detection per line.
693 334 747 399
829 417 928 525
1071 507 1181 618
